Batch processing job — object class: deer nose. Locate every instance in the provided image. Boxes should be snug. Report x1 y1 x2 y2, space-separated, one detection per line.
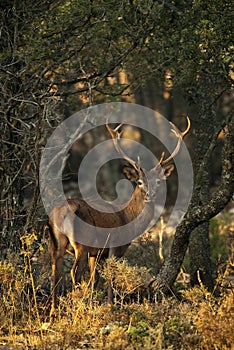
146 190 155 202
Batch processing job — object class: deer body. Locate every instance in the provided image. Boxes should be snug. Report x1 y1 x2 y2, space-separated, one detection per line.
49 188 154 312
48 119 190 314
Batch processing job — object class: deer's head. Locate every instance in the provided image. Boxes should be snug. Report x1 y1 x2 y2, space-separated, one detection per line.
106 117 190 203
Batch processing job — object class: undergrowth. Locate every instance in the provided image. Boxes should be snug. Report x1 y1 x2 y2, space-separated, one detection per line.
0 212 233 350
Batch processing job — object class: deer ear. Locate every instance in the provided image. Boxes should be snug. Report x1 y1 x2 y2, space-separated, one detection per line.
159 164 174 180
123 166 139 182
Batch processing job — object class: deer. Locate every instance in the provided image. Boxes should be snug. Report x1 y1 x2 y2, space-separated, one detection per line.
48 118 190 315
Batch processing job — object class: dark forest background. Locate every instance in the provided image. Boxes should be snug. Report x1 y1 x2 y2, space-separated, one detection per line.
0 1 233 348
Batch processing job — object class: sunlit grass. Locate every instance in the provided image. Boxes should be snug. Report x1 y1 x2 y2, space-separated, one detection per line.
0 211 233 349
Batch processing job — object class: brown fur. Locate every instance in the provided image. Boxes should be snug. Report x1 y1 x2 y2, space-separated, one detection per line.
48 120 190 315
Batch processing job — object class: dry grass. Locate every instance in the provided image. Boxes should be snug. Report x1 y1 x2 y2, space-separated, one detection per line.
0 211 233 349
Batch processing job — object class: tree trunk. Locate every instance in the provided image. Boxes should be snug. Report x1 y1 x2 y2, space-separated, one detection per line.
189 222 213 289
189 111 214 290
152 115 234 296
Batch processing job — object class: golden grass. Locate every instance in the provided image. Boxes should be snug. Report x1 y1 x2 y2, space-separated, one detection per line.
0 212 233 349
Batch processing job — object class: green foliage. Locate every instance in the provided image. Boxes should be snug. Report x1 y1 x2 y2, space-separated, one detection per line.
144 0 233 106
127 320 150 343
164 316 185 343
4 0 231 102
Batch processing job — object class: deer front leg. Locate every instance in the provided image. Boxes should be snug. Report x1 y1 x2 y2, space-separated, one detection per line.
49 227 68 317
89 254 103 293
51 255 64 316
71 247 88 286
50 242 67 318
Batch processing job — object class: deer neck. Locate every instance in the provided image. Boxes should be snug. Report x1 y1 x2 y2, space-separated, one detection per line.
124 186 154 223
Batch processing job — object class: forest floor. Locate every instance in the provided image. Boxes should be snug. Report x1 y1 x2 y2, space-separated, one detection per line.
0 210 233 350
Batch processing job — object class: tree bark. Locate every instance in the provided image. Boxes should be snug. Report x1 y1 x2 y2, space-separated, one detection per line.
189 223 213 289
189 111 214 290
152 115 234 295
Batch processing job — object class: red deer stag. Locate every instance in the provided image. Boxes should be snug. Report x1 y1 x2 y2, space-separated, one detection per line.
48 118 190 314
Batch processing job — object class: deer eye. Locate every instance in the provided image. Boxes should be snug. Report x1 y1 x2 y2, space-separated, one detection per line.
138 179 143 186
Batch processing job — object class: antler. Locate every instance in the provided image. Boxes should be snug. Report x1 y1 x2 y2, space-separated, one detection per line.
106 123 140 171
159 116 190 166
106 117 190 170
